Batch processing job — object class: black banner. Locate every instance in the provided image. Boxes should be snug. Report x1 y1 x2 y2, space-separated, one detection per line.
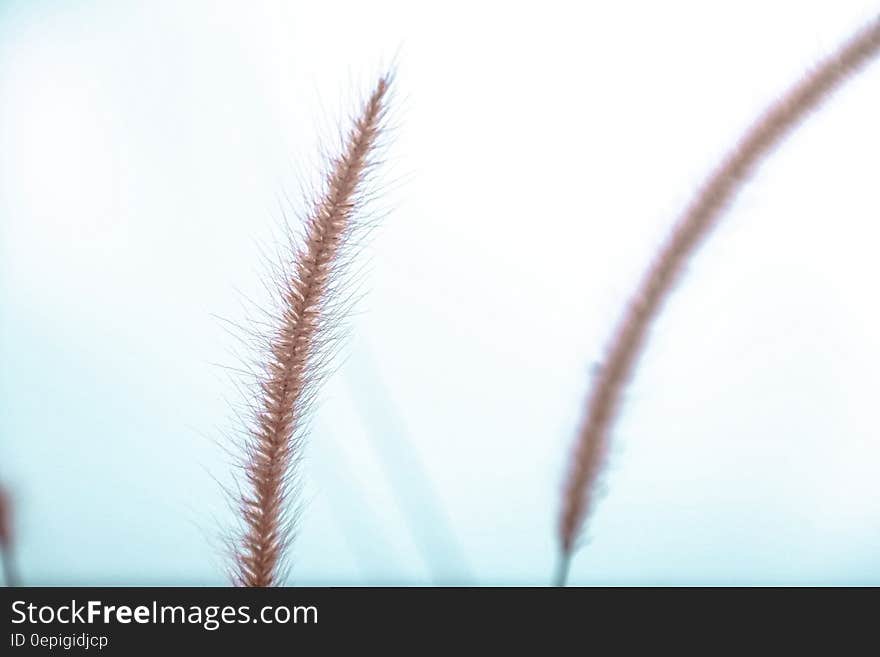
0 587 874 652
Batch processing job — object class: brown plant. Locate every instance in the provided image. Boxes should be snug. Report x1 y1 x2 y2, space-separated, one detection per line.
232 74 392 587
557 17 880 584
0 486 17 586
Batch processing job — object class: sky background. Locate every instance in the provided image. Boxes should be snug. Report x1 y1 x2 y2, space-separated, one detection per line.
1 0 879 585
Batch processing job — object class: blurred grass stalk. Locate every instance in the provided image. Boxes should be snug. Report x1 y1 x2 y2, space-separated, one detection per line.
557 15 880 585
348 342 473 584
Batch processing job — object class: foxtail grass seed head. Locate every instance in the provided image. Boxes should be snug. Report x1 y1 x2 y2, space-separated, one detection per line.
557 16 880 581
232 74 392 587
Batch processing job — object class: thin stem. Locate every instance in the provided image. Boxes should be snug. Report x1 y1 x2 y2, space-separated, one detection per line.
554 550 571 587
1 547 18 587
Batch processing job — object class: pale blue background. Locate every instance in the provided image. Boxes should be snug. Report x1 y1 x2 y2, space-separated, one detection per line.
1 0 879 585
